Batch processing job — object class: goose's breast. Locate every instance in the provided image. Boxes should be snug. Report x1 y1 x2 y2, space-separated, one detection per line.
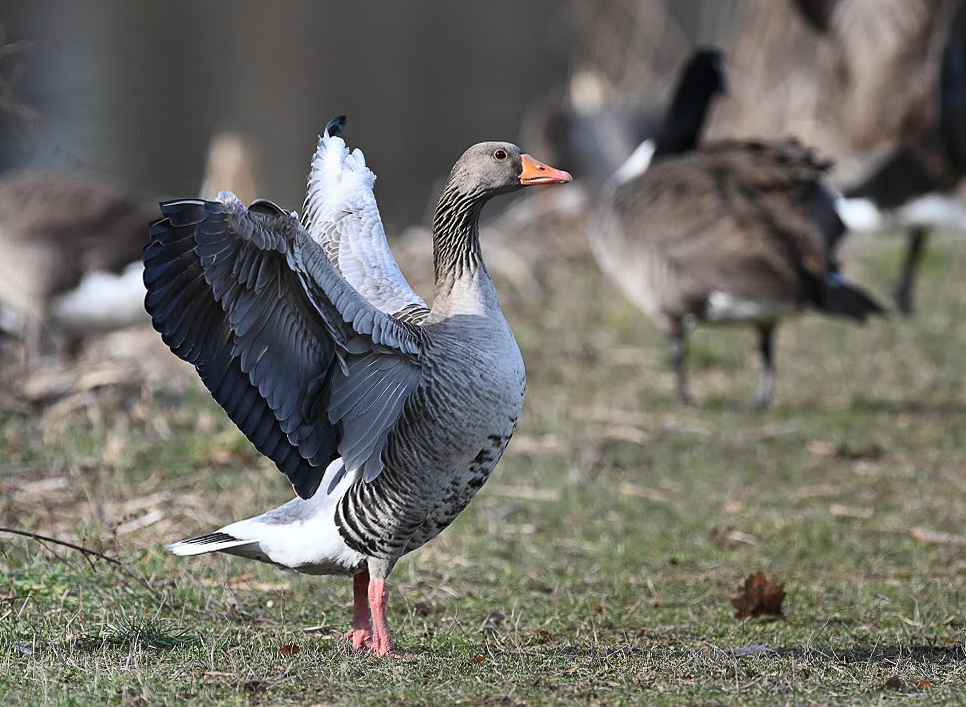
402 322 526 548
404 416 518 551
336 319 526 560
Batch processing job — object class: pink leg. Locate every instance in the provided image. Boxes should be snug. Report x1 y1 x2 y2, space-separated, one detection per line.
342 569 372 650
367 577 396 656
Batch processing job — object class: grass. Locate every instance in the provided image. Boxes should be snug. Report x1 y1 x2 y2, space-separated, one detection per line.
2 217 966 705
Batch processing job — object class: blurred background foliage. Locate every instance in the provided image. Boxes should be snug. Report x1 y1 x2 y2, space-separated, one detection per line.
0 0 862 228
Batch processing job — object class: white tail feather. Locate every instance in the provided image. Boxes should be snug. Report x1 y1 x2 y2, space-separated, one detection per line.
167 533 256 557
165 459 366 575
302 132 376 243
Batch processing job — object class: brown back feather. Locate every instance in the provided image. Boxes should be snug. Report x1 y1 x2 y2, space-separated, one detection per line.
609 139 836 304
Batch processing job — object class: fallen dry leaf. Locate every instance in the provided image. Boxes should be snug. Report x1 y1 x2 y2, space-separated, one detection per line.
279 644 300 655
209 449 249 467
806 439 836 457
618 482 668 502
829 504 874 519
468 655 486 663
600 425 648 445
806 440 885 462
710 528 759 549
835 443 885 462
116 509 165 535
910 527 966 545
725 530 759 546
730 572 786 619
486 485 559 502
482 611 506 627
727 644 776 657
199 575 291 592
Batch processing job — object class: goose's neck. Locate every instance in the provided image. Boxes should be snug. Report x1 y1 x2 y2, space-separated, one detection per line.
429 184 499 320
653 82 715 159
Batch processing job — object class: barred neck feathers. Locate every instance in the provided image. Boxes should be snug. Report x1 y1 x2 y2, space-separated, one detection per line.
429 180 497 319
432 180 487 283
425 141 571 321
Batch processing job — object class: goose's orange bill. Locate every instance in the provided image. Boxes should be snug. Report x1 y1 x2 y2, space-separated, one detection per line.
519 154 572 185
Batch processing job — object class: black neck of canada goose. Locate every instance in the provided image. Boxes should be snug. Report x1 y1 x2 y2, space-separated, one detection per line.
941 0 966 171
791 0 838 32
652 48 726 160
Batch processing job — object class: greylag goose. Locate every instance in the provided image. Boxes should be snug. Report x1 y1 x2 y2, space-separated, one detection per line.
593 51 882 408
143 116 571 656
0 132 258 359
793 0 966 314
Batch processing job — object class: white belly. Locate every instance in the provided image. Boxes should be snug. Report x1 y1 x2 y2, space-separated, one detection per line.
704 291 795 323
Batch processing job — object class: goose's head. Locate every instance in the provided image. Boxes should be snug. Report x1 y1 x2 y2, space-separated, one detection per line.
681 47 727 97
447 142 572 199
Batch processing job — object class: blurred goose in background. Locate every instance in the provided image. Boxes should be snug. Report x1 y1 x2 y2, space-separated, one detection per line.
592 51 883 409
520 69 660 195
144 117 571 656
793 0 966 314
606 48 726 186
0 132 257 361
0 173 157 358
522 49 725 196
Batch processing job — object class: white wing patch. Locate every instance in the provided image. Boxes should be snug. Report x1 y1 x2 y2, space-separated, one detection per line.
705 291 796 323
301 130 428 318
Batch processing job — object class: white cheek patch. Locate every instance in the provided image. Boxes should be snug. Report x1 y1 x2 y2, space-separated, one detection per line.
610 139 656 186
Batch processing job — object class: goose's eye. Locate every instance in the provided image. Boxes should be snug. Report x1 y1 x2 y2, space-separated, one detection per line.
493 149 508 161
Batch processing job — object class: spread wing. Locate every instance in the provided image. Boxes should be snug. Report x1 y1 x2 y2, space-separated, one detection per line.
301 117 430 324
142 192 422 499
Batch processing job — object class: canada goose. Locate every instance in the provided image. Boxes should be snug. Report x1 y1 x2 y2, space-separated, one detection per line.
0 132 258 360
593 48 882 408
595 138 883 408
792 0 966 314
0 173 157 357
608 48 727 185
143 117 571 656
